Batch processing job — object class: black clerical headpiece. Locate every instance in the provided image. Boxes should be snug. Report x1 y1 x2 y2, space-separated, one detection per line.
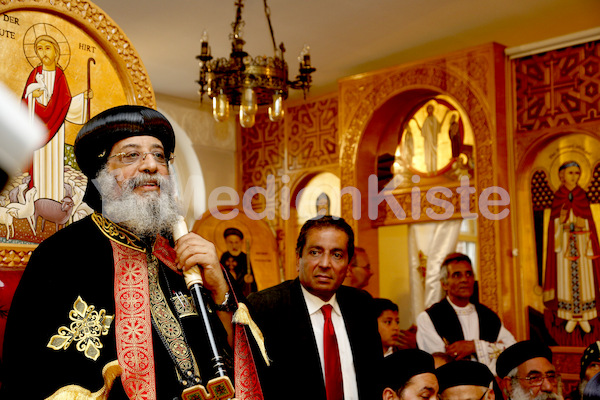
580 341 600 379
436 360 494 393
73 105 175 211
496 340 553 378
75 105 175 178
382 349 435 392
223 227 244 239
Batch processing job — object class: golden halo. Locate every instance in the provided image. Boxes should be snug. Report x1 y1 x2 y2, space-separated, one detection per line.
296 173 341 221
548 151 591 191
23 23 71 70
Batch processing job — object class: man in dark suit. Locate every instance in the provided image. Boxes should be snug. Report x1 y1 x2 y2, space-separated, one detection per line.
247 216 383 400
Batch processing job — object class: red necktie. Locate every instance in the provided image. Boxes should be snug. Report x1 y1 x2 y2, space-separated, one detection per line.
322 304 344 400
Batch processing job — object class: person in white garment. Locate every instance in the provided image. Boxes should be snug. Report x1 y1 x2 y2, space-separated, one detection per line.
22 33 92 201
416 253 516 375
413 104 449 173
543 160 600 334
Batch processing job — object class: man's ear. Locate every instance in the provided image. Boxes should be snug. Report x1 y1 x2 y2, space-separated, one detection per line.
441 279 449 292
382 387 397 400
485 388 495 400
501 377 513 398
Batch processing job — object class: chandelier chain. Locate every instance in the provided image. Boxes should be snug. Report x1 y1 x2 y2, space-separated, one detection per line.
263 0 278 55
232 0 244 39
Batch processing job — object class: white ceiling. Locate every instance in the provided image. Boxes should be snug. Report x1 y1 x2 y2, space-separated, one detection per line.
93 0 600 102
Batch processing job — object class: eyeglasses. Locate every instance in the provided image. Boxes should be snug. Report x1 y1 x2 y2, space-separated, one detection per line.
515 372 559 386
108 151 173 165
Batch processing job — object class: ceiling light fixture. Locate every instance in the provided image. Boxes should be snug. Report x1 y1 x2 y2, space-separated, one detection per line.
196 0 316 128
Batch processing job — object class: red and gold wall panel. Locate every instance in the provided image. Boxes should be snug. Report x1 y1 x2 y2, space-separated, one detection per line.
239 94 339 277
512 40 600 347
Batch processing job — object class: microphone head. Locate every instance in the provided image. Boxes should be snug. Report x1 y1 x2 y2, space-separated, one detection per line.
172 215 188 242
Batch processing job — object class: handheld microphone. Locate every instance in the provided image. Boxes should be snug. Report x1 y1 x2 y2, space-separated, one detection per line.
173 216 205 288
172 216 234 400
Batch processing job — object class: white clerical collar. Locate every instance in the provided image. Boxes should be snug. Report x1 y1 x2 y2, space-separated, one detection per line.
446 296 475 315
300 284 342 317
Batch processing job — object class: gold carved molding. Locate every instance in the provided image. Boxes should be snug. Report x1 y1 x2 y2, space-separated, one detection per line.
0 0 155 108
0 243 36 269
372 184 478 226
0 0 156 266
338 44 507 312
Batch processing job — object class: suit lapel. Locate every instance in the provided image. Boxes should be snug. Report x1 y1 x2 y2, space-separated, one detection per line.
290 279 327 394
290 279 321 355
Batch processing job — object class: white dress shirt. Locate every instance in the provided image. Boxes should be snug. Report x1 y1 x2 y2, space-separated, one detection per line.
301 285 359 400
416 297 516 375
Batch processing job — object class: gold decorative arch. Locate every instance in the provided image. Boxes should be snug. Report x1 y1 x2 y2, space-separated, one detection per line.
0 0 155 108
0 0 155 254
338 43 512 319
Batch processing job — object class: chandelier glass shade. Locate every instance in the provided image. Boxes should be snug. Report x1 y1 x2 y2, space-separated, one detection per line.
196 0 316 128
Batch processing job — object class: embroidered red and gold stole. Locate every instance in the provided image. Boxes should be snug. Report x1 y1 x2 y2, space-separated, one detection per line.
234 323 265 399
97 212 265 400
112 242 157 400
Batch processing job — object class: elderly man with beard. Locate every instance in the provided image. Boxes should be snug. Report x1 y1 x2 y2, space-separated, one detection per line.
0 106 248 400
566 342 600 400
497 340 561 400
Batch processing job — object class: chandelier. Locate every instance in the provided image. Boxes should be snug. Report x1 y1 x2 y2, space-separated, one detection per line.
196 0 316 128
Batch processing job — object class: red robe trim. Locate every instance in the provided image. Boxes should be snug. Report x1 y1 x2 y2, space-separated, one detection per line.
22 65 72 145
112 242 157 400
112 233 264 400
234 323 265 399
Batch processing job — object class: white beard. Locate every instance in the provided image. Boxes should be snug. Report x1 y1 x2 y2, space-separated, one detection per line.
510 381 561 400
579 380 588 397
95 166 180 240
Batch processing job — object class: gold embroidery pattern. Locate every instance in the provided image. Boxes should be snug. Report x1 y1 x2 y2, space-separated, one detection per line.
92 212 145 252
112 242 156 399
488 343 504 361
171 293 198 318
48 296 114 361
147 254 199 379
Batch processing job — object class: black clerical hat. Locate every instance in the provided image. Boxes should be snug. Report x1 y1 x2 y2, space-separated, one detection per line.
74 105 175 211
382 349 435 392
496 340 553 378
223 227 244 239
580 341 600 379
74 105 175 178
436 361 494 393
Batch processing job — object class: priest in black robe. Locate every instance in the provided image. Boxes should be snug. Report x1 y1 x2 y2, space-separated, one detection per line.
0 106 264 400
